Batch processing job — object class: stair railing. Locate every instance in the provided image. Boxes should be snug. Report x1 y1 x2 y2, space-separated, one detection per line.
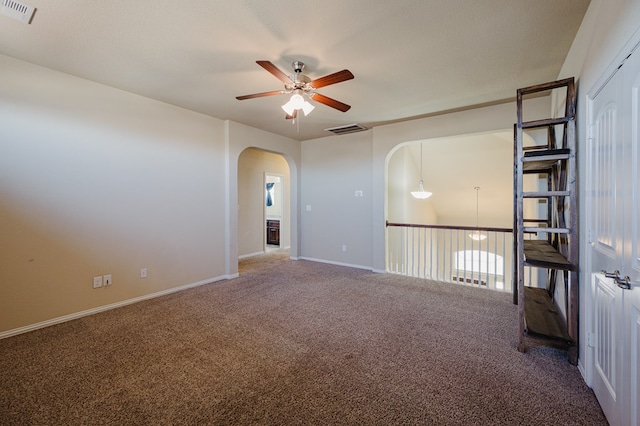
386 222 536 293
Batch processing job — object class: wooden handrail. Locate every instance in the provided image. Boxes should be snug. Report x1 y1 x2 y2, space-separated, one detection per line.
386 221 512 233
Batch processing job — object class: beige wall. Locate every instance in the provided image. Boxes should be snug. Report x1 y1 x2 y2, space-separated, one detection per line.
0 54 227 333
0 55 301 336
387 145 438 225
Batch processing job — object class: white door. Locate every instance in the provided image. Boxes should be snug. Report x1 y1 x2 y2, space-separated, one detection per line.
589 62 624 426
588 44 640 426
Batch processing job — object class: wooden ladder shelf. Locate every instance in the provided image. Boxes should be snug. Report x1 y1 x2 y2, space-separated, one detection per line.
514 77 578 365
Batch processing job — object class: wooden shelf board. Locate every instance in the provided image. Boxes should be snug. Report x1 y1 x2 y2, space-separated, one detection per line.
523 148 571 158
523 227 570 234
523 286 572 344
521 117 572 129
523 240 574 270
523 160 558 173
523 191 570 198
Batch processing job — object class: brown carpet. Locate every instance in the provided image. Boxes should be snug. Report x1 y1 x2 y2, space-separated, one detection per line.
0 251 606 425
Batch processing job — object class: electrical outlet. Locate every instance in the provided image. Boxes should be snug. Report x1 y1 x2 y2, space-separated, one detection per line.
103 274 112 286
140 268 147 278
93 276 103 289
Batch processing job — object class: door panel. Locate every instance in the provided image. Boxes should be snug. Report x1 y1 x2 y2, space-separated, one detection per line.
592 273 621 424
589 68 624 424
590 72 622 274
589 42 640 426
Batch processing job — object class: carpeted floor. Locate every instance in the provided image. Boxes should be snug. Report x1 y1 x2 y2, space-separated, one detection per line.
0 251 606 425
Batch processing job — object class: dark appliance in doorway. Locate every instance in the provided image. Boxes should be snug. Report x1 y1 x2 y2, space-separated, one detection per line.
266 220 280 246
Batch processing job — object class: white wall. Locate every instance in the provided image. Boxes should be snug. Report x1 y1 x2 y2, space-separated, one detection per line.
556 0 640 374
300 130 373 269
0 54 227 333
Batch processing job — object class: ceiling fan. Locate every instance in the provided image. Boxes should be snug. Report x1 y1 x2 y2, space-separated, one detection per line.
236 60 354 119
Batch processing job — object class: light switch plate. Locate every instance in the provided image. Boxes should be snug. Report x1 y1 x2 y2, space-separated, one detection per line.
93 276 103 288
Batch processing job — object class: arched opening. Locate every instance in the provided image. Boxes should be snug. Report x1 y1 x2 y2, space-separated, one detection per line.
384 130 516 291
237 147 291 261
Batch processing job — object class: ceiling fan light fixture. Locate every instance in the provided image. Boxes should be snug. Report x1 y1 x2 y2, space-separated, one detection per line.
238 60 353 119
281 101 296 116
282 90 315 116
301 100 315 116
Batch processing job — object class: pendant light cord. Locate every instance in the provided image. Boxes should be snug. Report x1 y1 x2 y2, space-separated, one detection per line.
474 186 480 229
420 143 424 180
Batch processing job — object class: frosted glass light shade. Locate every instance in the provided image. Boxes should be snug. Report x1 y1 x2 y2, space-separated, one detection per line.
281 101 295 115
301 101 315 115
469 230 487 241
281 94 315 116
411 180 432 199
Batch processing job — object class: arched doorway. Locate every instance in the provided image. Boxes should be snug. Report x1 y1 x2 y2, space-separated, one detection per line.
237 148 291 260
384 131 516 290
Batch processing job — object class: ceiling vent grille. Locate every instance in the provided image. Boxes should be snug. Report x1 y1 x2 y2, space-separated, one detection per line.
1 0 35 24
324 123 368 135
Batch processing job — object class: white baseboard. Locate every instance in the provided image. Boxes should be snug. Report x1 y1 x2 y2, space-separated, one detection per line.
298 256 372 271
238 251 264 259
0 274 232 340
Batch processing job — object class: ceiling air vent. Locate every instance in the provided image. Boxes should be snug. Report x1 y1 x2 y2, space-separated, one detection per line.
1 0 36 24
324 123 368 136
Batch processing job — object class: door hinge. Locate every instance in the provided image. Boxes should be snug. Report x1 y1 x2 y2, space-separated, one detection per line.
587 331 595 347
587 125 595 140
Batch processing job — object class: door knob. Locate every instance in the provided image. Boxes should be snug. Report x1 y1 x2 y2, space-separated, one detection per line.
601 270 620 279
614 275 640 290
602 271 639 290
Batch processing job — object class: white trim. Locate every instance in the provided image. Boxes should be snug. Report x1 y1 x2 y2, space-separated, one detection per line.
588 27 640 99
578 359 588 386
0 274 232 340
238 251 265 259
298 256 373 271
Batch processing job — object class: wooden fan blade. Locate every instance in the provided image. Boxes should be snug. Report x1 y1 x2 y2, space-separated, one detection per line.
310 93 351 112
310 69 354 89
236 90 283 100
285 110 298 120
256 60 293 84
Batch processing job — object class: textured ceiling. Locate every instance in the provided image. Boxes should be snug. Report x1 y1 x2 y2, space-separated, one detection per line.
0 0 590 141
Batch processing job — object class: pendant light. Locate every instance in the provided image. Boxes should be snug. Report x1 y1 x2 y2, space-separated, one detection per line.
411 142 432 199
469 186 487 241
